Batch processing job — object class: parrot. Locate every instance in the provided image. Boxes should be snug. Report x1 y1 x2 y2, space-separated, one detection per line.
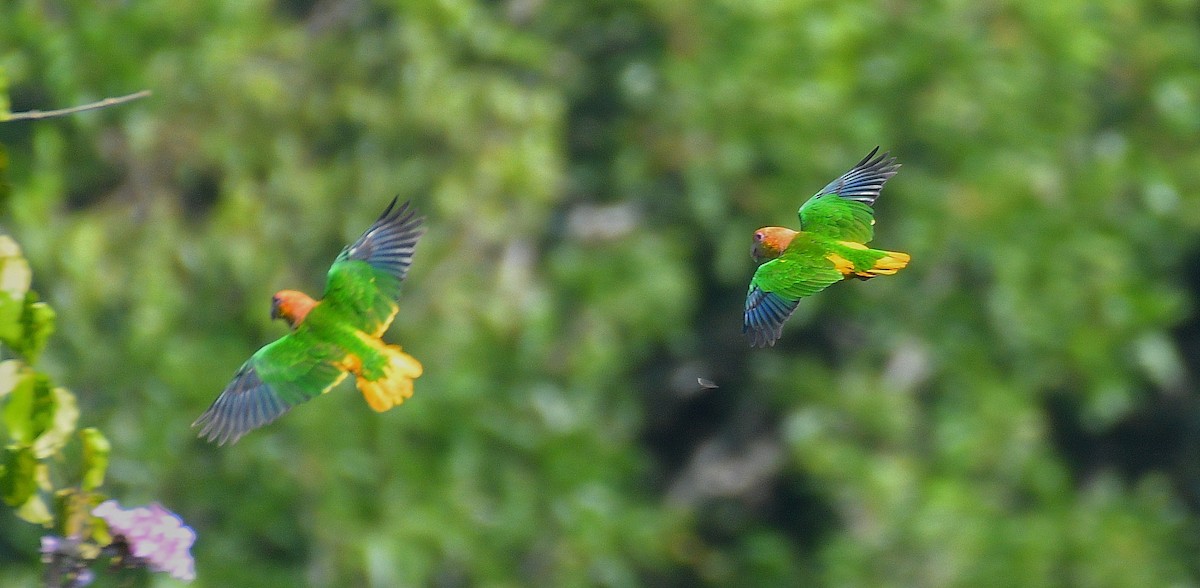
194 198 425 444
744 147 910 347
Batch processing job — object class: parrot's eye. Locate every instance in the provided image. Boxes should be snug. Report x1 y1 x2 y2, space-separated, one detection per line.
754 233 764 242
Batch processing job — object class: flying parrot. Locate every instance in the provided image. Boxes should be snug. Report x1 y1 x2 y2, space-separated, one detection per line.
744 147 910 347
194 198 425 444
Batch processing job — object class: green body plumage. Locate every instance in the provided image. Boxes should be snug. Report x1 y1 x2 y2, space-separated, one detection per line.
744 148 910 347
194 199 424 444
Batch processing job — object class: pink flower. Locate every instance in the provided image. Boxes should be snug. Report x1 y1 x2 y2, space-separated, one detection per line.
92 500 196 582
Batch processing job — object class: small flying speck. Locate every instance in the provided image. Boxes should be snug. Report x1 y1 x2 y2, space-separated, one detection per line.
697 378 718 390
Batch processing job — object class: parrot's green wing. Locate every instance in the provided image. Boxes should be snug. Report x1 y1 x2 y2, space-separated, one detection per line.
797 147 899 243
193 328 350 445
743 251 844 347
322 198 423 336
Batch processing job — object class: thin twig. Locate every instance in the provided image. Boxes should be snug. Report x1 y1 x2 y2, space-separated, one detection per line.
2 90 151 122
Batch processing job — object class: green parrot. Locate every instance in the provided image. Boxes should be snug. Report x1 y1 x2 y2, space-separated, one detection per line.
194 198 424 444
744 147 910 347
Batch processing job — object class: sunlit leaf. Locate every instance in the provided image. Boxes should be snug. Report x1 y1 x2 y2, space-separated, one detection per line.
16 493 52 526
89 513 112 547
76 536 102 559
0 359 19 398
0 236 29 299
2 366 35 443
35 462 50 490
0 236 29 347
56 488 108 541
31 387 78 459
80 428 110 492
0 291 21 345
18 297 55 364
1 368 61 447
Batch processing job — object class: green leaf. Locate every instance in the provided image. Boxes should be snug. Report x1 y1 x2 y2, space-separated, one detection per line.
16 493 52 526
88 512 112 548
0 359 19 398
0 142 8 211
2 367 35 443
1 445 37 507
0 258 56 363
0 236 29 348
0 67 8 118
56 488 107 541
80 428 110 492
31 387 78 459
26 374 57 442
0 368 62 448
18 296 55 364
0 236 29 300
0 291 21 346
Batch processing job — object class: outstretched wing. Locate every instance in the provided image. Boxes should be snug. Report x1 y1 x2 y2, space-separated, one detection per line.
323 198 424 336
193 330 350 445
797 147 900 243
744 254 843 347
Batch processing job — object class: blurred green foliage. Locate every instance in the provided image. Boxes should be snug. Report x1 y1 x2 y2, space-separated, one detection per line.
3 0 1200 585
0 236 113 588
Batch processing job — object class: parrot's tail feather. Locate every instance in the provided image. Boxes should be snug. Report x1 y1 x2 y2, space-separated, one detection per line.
356 345 423 412
854 249 910 279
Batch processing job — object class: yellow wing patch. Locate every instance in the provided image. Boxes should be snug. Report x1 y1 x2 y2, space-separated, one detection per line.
369 303 400 338
866 250 910 276
323 372 350 394
345 331 423 412
826 248 911 279
334 353 364 374
357 345 423 412
826 253 857 276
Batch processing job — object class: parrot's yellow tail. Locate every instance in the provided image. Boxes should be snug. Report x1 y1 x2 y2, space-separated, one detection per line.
357 345 423 412
856 249 911 279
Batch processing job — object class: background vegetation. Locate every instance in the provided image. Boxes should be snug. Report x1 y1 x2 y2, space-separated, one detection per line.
3 0 1200 585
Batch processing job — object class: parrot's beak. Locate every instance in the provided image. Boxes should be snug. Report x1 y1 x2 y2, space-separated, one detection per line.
751 242 762 262
270 297 281 321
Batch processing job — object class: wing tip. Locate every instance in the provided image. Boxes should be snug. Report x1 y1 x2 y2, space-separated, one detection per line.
743 317 783 347
366 198 425 245
340 197 426 283
743 287 796 348
192 410 241 446
193 365 292 446
825 147 901 206
379 197 424 233
374 198 427 254
861 146 901 177
377 196 399 221
744 328 781 348
858 146 881 166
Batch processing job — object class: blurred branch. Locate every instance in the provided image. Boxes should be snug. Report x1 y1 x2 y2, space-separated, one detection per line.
2 90 151 122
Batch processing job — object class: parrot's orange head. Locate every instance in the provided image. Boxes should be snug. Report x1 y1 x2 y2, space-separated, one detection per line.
271 290 316 329
751 227 798 262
